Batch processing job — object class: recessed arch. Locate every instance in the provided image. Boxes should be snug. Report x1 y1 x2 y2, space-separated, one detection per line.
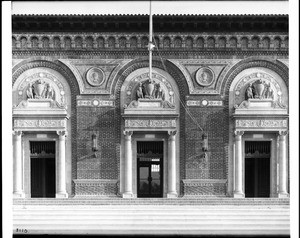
12 58 81 191
112 57 189 196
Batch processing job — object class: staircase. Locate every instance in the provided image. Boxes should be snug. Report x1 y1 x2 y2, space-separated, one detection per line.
13 198 290 236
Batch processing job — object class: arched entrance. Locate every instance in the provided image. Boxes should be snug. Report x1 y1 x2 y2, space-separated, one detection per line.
227 66 289 198
119 67 181 198
12 62 76 198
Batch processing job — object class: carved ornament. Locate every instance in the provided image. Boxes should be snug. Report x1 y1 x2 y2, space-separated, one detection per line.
235 119 287 128
187 100 223 107
86 67 105 87
77 99 115 107
125 119 176 128
195 67 215 87
14 119 66 128
234 72 286 108
17 72 66 107
124 71 176 108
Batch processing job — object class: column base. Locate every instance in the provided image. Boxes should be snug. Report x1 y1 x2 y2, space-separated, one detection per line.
233 192 245 198
56 192 68 198
167 192 178 198
277 193 289 198
13 192 25 198
122 192 133 198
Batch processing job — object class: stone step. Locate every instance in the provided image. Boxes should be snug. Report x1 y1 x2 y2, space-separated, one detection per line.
13 204 290 235
13 197 290 206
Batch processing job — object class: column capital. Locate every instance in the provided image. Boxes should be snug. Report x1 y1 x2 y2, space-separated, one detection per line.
57 130 67 137
234 130 244 136
168 130 177 136
13 130 23 136
123 130 133 137
278 130 288 136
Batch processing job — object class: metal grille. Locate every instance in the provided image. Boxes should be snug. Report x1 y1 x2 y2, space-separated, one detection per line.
30 141 55 156
137 141 163 155
245 141 270 155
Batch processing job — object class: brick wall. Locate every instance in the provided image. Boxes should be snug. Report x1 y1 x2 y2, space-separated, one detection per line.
185 105 226 180
76 106 118 180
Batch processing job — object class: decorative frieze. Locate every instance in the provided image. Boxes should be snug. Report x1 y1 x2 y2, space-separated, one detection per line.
187 100 223 107
125 119 176 128
14 119 66 128
77 99 115 107
12 33 288 51
235 119 287 128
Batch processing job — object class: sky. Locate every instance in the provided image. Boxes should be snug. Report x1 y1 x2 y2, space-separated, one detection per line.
11 1 289 15
2 1 299 238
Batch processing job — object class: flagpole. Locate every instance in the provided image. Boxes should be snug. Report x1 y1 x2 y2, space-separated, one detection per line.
149 0 153 82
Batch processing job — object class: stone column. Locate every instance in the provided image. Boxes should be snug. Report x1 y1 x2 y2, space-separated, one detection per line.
234 130 245 198
123 131 133 198
56 131 68 198
13 131 25 198
167 130 178 198
278 130 289 198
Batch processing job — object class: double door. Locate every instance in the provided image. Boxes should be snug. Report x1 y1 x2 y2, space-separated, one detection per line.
137 158 163 197
137 141 163 198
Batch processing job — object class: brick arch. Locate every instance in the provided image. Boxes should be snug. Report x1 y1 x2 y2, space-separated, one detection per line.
12 58 81 188
221 58 289 97
219 58 289 186
113 57 189 193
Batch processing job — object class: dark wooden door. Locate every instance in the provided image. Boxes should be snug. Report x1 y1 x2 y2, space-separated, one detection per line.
30 141 56 198
31 157 55 198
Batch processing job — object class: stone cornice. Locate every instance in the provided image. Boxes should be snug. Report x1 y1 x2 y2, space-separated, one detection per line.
12 32 288 52
12 14 288 33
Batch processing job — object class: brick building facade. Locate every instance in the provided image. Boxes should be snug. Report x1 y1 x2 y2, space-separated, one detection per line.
12 14 289 199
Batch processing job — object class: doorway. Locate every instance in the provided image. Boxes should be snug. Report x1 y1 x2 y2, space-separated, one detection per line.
137 141 163 198
245 141 271 197
30 141 56 198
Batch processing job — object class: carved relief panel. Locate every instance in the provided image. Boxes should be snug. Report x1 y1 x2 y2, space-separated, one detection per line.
123 71 176 109
233 71 287 109
169 59 236 95
15 71 67 108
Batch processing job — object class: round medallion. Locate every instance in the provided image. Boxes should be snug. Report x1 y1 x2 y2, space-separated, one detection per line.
195 67 215 87
86 67 105 87
92 99 99 106
201 99 208 106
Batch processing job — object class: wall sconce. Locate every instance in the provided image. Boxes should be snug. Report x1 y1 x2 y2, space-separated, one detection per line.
92 133 98 152
202 133 208 152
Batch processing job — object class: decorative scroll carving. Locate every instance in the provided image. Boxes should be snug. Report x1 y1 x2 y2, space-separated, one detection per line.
234 130 244 136
234 98 287 109
278 130 288 136
235 119 287 128
168 130 177 136
123 130 133 137
14 99 66 109
126 99 175 109
14 119 66 128
125 119 176 128
57 130 67 136
12 130 23 136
